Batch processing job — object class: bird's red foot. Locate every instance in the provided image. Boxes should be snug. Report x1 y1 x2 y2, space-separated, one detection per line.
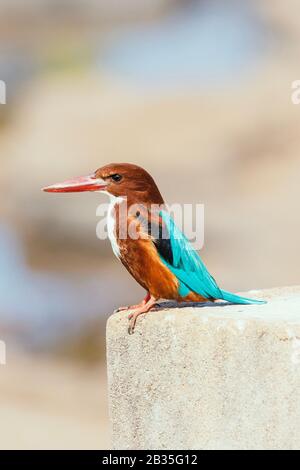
115 303 145 312
128 295 157 335
115 292 151 313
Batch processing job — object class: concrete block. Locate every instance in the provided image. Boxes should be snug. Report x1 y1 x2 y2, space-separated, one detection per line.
107 287 300 449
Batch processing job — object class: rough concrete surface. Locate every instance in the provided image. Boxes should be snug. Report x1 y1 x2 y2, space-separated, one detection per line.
106 287 300 450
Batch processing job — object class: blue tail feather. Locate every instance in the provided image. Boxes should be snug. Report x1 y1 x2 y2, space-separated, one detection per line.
220 290 266 305
158 211 267 305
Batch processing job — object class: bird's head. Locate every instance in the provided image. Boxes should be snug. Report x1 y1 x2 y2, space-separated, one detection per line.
42 163 164 205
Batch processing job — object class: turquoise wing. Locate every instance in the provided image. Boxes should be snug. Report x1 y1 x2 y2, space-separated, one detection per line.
158 210 222 299
157 211 266 304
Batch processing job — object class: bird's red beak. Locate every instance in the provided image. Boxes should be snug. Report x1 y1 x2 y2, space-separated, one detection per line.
42 174 107 193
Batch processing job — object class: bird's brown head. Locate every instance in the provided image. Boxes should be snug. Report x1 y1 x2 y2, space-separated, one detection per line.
42 163 164 205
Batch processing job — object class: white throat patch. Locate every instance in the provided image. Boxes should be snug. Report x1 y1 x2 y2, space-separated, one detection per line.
104 193 124 258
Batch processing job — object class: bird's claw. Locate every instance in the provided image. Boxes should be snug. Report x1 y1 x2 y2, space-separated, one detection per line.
114 306 128 313
128 321 135 335
128 311 138 334
115 303 143 313
126 296 157 335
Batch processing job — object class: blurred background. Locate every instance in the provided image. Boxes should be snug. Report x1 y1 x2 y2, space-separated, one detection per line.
0 0 299 449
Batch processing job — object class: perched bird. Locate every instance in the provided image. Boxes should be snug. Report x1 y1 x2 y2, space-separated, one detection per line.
43 163 265 333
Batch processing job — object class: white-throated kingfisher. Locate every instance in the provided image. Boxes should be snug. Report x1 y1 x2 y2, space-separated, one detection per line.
43 163 265 333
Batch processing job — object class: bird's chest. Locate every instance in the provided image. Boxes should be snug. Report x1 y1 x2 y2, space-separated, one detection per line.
107 197 141 259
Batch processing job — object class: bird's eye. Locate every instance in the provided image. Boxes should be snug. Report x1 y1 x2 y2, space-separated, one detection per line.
110 174 122 182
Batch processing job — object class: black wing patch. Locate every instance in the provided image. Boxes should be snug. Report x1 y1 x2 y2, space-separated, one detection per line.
149 217 173 265
153 237 173 265
135 206 174 265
